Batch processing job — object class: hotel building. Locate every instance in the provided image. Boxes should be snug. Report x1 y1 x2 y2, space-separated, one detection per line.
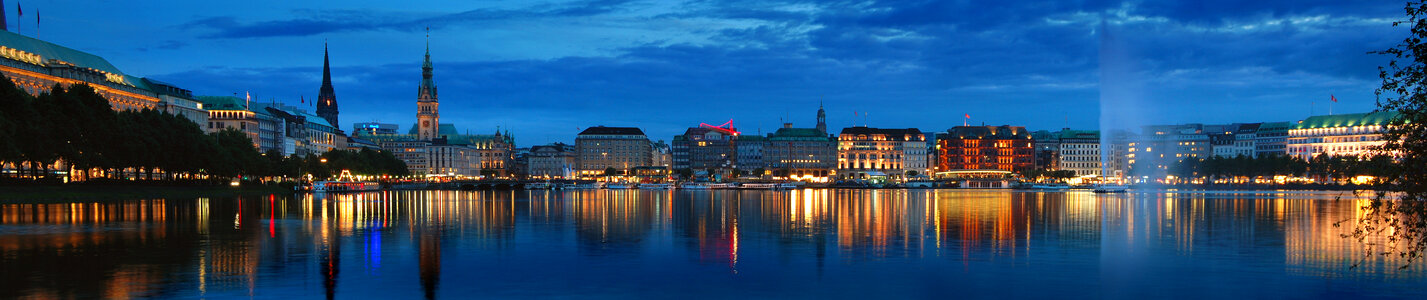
838 127 926 180
933 125 1035 175
1287 111 1398 160
575 126 652 176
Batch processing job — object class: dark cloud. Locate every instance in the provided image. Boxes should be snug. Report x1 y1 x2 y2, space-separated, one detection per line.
183 0 642 39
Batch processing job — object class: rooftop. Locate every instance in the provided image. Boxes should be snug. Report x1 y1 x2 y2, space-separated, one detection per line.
1294 111 1401 129
578 126 646 136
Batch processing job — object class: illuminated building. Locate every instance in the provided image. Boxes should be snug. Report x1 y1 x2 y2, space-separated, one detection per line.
575 126 652 176
197 96 340 156
672 122 745 177
1055 129 1100 177
934 125 1034 175
355 43 516 177
1031 130 1060 171
838 127 926 180
527 143 576 178
1286 111 1398 160
650 140 672 168
763 125 837 180
1127 124 1210 175
0 30 207 124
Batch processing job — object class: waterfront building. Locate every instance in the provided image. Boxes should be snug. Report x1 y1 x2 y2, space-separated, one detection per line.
650 140 672 168
735 134 765 175
672 126 740 174
1127 124 1210 175
933 125 1035 176
1210 123 1259 158
575 126 652 176
0 30 207 124
197 96 339 156
1056 130 1100 177
354 43 515 177
763 125 837 181
838 127 925 180
1255 121 1291 157
1287 111 1398 160
527 143 576 179
1031 130 1060 171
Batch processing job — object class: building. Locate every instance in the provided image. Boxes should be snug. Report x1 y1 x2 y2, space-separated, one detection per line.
933 126 1035 176
197 96 340 156
527 143 576 179
838 127 925 180
735 134 765 175
672 126 740 173
354 43 515 177
0 30 207 125
1031 130 1060 171
315 43 339 130
1287 111 1398 160
1056 130 1100 177
1210 123 1259 158
1128 124 1210 176
1255 121 1291 157
575 126 652 176
650 140 672 168
763 125 837 181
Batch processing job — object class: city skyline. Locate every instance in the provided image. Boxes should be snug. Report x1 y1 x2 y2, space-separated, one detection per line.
13 0 1400 143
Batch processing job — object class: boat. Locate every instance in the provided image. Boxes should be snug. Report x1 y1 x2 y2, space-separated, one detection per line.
1029 183 1070 190
638 183 673 190
680 182 720 190
740 183 782 189
904 180 936 188
312 181 381 193
605 183 634 189
1092 184 1129 193
571 182 604 189
778 183 801 189
524 182 551 190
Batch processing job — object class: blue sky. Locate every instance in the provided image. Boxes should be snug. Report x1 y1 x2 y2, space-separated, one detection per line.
12 0 1404 144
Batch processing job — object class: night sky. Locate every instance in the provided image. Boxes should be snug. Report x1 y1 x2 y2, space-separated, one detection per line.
15 0 1403 144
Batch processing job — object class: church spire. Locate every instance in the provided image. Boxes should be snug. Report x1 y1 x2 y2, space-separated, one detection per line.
816 96 827 134
316 42 339 128
416 28 440 141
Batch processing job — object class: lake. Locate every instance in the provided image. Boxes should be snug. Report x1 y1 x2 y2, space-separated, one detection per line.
2 189 1423 299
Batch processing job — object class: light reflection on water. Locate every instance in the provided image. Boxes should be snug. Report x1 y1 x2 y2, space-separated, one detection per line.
1 190 1423 299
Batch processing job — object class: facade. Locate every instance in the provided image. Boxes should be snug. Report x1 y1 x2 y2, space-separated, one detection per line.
933 126 1035 175
1056 130 1100 177
1255 121 1291 157
1210 123 1259 158
354 45 515 177
527 143 576 179
650 140 672 168
838 127 925 180
1287 111 1398 160
735 135 765 174
575 126 652 176
672 126 740 171
1128 124 1210 175
1031 130 1060 171
0 30 206 124
197 96 339 156
763 126 837 180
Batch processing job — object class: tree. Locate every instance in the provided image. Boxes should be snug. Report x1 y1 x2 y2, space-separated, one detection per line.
1346 0 1427 269
603 167 619 176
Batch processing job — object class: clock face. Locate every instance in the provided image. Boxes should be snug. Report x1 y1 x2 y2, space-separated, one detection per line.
423 120 431 128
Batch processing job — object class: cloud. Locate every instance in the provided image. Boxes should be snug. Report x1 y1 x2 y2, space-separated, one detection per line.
183 0 644 39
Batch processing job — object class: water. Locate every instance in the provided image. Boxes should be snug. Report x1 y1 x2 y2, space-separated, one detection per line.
2 189 1423 299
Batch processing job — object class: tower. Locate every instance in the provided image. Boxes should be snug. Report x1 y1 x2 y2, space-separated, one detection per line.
816 100 827 133
316 43 339 128
416 38 439 140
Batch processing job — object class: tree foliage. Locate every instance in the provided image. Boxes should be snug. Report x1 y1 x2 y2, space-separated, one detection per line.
0 74 406 183
1347 0 1427 269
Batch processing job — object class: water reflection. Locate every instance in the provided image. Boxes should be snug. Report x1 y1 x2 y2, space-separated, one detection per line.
1 190 1422 298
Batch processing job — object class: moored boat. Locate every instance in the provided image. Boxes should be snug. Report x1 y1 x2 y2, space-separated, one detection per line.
1092 184 1129 193
1029 183 1070 190
638 183 673 190
606 183 634 189
312 181 381 193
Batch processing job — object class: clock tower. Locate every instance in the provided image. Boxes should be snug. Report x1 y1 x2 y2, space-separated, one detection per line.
416 41 439 141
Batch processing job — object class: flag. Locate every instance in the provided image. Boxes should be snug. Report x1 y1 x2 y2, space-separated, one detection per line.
1331 94 1337 102
964 113 970 119
16 3 20 17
